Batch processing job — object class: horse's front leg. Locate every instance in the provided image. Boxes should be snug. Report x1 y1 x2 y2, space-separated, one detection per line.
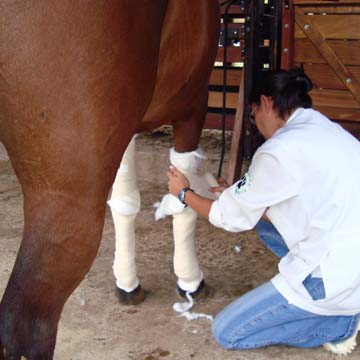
154 116 218 299
170 121 218 299
145 0 220 300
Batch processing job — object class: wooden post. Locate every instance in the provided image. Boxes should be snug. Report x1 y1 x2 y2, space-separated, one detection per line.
226 74 245 184
281 0 294 69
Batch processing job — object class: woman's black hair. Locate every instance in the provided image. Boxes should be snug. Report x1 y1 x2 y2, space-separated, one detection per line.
249 67 313 119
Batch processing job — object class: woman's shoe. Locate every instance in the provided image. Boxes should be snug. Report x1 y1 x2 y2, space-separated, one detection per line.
323 321 360 355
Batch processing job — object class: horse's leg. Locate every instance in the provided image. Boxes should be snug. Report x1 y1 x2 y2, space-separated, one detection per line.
170 0 220 297
171 125 217 299
107 136 146 305
0 2 167 358
141 0 220 299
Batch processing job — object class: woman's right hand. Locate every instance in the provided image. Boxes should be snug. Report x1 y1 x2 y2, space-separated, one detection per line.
209 177 230 194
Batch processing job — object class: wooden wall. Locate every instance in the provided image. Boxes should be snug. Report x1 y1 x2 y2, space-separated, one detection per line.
206 0 360 143
292 0 360 137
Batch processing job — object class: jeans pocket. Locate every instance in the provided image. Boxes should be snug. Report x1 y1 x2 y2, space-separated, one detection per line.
302 276 326 301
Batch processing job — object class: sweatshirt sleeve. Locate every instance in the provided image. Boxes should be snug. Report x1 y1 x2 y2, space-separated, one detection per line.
209 151 300 232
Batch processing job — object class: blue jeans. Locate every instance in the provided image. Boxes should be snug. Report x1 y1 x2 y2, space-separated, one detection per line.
212 220 359 350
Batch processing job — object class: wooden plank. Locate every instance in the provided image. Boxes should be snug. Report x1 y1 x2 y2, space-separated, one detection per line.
208 91 239 109
337 121 360 138
296 63 360 90
294 16 360 39
296 7 360 104
294 0 360 5
218 0 244 15
300 5 360 14
204 113 235 130
227 71 245 184
310 89 360 109
314 106 360 122
216 45 244 63
220 6 244 15
281 0 294 69
209 68 242 86
294 39 360 65
219 22 244 31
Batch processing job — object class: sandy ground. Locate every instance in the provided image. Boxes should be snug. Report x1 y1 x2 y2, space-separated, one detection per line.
0 129 358 360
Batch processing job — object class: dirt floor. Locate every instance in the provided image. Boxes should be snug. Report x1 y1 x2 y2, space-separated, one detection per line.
0 129 358 360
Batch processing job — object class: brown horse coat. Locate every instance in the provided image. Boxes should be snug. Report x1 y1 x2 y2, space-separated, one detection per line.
0 1 219 358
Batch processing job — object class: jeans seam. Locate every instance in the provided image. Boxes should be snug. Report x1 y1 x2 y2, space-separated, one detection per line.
228 303 290 345
229 316 359 349
232 332 338 349
333 315 358 342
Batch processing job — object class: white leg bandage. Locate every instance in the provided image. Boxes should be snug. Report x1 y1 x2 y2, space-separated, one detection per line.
169 147 217 292
173 207 203 292
108 136 140 292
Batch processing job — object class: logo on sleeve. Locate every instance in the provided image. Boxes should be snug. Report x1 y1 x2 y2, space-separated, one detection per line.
235 173 252 195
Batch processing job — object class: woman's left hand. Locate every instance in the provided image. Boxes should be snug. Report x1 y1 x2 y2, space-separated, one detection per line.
167 166 190 197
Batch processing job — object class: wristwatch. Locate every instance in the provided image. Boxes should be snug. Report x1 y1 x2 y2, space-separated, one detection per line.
178 187 194 207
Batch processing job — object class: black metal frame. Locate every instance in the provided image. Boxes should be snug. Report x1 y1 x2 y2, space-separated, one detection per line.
242 0 283 159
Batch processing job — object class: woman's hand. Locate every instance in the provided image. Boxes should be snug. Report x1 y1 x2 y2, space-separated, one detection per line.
167 166 190 197
209 177 230 194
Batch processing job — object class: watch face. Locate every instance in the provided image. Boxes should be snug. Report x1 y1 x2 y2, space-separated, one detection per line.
179 189 185 204
178 187 192 206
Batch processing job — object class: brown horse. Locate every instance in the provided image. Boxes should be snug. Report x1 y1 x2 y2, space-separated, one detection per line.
0 1 219 359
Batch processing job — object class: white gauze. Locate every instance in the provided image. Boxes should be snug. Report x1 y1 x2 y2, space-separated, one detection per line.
155 148 217 220
108 136 140 292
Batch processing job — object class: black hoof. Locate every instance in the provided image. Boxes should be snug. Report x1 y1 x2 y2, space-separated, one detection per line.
115 284 147 305
176 280 214 300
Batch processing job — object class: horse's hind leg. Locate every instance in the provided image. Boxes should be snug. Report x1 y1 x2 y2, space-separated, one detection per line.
0 174 120 360
0 2 166 358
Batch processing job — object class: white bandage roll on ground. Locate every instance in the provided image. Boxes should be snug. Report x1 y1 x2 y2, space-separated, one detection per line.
108 135 140 292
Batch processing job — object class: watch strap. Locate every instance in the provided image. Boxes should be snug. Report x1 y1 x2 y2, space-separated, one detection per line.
178 187 194 206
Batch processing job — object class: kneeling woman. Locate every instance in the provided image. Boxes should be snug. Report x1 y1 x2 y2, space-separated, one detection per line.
167 68 360 355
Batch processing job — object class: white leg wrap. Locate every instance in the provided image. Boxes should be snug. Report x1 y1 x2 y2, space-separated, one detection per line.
108 136 140 292
173 207 203 292
169 148 217 292
112 213 139 292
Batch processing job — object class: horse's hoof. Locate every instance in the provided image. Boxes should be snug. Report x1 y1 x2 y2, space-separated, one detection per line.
0 297 57 360
115 284 147 305
0 339 4 360
176 279 214 300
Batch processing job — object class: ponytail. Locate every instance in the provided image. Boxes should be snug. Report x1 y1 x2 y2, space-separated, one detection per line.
249 67 313 119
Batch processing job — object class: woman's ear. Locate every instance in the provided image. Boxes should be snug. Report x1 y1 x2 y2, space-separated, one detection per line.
260 95 273 113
